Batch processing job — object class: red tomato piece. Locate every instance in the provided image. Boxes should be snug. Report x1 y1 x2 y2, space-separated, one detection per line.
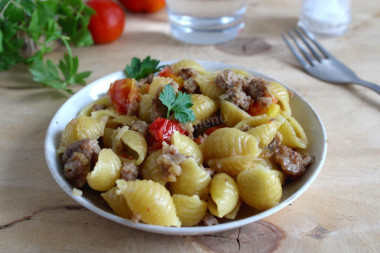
87 0 125 44
149 118 187 144
204 124 225 136
118 0 165 13
107 78 140 114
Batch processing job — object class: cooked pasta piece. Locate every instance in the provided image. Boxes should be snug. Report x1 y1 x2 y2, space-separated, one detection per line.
268 81 291 114
266 103 281 117
86 149 122 191
230 68 253 77
101 186 133 219
190 94 219 122
103 128 114 149
220 100 250 127
203 128 260 176
237 167 282 211
90 107 118 120
172 59 207 75
208 173 239 218
234 115 285 148
106 115 140 129
148 76 173 96
171 131 203 164
78 96 112 116
172 194 208 227
141 150 166 185
224 200 242 220
195 72 224 99
116 179 181 227
139 94 154 122
58 115 104 154
170 158 211 197
252 159 286 185
278 111 308 149
112 126 148 165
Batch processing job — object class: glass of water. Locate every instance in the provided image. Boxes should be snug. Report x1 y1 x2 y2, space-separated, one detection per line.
166 0 248 45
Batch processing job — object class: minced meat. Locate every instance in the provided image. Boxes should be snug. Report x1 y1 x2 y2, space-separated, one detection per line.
178 68 199 94
156 142 187 182
121 161 139 181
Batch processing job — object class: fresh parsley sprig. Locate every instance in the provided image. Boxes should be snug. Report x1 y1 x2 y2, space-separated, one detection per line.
124 56 162 80
0 0 94 93
159 84 195 124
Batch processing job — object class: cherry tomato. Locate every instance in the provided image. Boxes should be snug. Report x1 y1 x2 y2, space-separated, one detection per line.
149 118 187 145
107 78 140 114
118 0 165 13
87 0 125 44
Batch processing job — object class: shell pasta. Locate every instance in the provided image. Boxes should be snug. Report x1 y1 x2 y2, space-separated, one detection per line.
58 59 314 227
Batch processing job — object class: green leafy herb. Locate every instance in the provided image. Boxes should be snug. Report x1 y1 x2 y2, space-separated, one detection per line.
125 56 162 80
159 84 195 124
0 0 94 93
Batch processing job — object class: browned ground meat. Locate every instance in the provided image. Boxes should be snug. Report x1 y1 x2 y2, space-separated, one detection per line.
130 120 149 136
92 103 108 111
268 135 314 179
125 100 139 116
62 139 101 187
63 152 90 188
136 73 154 88
203 213 219 226
216 70 252 111
157 142 187 182
121 161 139 181
178 68 199 93
246 78 269 100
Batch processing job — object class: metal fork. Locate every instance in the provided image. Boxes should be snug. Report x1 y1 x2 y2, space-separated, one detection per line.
282 26 380 95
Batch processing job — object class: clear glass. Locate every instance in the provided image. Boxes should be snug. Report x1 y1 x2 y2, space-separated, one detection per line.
298 0 351 37
166 0 247 45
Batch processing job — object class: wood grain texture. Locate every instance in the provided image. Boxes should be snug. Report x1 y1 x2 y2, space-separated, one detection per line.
0 0 380 252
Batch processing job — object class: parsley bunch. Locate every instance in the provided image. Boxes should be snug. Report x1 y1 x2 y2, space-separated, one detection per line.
0 0 94 93
159 84 195 124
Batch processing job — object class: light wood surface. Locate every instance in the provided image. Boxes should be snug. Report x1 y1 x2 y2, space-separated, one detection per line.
1 0 379 252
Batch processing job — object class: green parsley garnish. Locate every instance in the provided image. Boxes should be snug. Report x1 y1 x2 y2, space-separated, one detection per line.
124 56 162 80
159 84 195 124
0 0 94 93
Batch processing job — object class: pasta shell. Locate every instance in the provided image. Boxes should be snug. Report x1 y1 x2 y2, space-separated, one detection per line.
171 131 203 164
237 167 282 211
78 96 112 116
220 100 250 127
195 72 224 99
139 94 154 123
268 82 291 114
149 76 173 96
190 94 219 122
116 179 181 227
172 60 207 75
172 194 207 227
208 173 239 218
170 158 211 197
278 111 308 149
101 186 133 219
141 150 166 185
87 149 122 191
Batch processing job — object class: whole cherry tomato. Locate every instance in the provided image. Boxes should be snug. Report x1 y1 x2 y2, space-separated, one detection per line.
118 0 165 13
107 78 140 114
149 118 187 145
87 0 125 44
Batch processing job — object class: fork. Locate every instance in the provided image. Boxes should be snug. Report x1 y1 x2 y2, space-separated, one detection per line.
282 26 380 95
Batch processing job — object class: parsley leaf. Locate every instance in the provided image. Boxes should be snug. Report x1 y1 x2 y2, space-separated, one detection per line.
159 84 195 123
124 56 162 80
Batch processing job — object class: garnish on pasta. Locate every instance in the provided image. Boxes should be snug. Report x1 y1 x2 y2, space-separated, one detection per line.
124 56 162 80
159 84 195 124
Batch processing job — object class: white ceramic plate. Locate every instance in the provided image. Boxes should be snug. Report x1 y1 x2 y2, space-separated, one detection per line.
45 61 327 235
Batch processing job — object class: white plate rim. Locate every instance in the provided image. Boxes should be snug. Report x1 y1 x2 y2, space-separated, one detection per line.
45 61 328 236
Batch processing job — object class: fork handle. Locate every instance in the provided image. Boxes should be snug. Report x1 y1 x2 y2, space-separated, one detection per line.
353 78 380 95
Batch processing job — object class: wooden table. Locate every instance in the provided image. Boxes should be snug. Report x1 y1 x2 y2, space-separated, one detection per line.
1 0 379 252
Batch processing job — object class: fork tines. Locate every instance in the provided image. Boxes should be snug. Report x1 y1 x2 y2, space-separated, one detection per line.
282 26 331 67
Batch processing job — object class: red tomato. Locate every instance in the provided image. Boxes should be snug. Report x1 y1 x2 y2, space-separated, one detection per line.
118 0 165 13
204 124 225 136
87 0 125 44
107 78 140 114
149 118 187 145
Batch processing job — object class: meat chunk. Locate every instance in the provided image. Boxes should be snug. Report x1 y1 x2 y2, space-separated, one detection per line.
178 68 199 94
130 120 149 136
62 139 101 187
63 152 90 188
121 161 139 181
157 142 187 182
92 103 108 111
268 135 314 179
202 213 219 226
216 70 252 111
246 78 269 101
136 73 154 88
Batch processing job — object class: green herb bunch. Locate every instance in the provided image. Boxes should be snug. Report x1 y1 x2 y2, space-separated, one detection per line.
0 0 95 93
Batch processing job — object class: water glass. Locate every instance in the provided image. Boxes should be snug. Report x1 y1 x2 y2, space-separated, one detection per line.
298 0 351 37
166 0 248 45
